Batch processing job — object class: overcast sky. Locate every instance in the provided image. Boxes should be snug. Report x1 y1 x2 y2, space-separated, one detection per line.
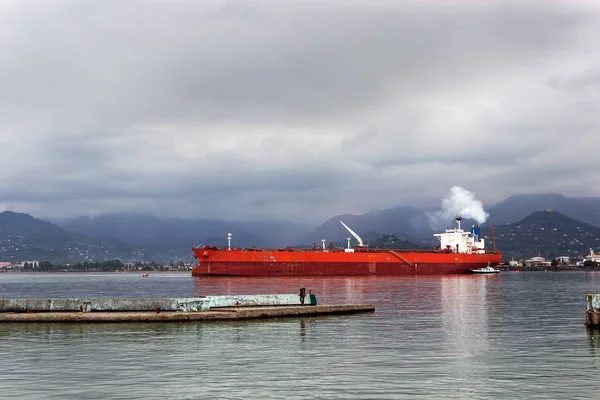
1 0 599 223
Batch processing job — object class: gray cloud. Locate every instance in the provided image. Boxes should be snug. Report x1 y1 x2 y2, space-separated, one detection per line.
1 0 600 223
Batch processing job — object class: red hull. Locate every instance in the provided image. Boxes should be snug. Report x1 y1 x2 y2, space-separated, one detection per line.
191 247 502 276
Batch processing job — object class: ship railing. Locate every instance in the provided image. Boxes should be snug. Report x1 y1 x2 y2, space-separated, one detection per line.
201 245 472 254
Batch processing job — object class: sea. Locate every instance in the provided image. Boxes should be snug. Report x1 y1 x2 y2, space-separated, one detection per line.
1 271 600 399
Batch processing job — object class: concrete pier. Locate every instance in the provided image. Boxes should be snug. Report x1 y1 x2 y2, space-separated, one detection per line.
0 305 375 323
0 293 374 323
0 294 317 313
586 294 600 327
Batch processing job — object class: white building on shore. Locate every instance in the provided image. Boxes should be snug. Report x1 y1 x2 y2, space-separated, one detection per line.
584 249 600 263
21 260 39 268
525 256 551 267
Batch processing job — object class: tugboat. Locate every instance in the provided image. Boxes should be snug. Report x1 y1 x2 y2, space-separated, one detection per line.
469 263 501 274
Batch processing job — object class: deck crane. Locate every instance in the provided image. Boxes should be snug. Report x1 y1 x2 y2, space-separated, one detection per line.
339 221 365 247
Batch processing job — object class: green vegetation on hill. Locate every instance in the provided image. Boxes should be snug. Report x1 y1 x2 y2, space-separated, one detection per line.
0 211 165 263
492 210 600 259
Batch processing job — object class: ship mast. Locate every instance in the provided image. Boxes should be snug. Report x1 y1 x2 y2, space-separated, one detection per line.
339 221 364 247
227 232 232 251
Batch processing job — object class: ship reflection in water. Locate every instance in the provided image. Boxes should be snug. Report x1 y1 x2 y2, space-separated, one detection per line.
440 275 501 384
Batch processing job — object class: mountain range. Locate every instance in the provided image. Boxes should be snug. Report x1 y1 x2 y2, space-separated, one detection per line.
53 213 309 255
0 211 160 263
0 193 599 263
304 193 600 245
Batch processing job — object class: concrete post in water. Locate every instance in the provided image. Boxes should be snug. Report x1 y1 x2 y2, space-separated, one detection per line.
586 294 600 327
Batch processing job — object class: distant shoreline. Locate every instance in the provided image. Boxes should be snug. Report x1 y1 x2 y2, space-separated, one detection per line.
504 265 600 272
3 267 600 274
0 269 191 274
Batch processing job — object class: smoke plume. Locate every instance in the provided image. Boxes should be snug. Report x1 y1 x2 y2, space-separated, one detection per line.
428 186 489 229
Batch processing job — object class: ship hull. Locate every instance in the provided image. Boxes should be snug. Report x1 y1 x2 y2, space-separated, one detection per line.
191 248 502 277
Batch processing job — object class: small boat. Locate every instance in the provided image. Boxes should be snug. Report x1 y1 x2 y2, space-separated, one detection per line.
469 265 500 274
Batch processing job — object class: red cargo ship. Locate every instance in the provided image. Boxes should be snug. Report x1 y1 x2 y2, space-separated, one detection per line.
191 217 502 276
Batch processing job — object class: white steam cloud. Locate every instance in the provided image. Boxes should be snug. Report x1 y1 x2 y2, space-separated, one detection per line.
428 186 489 229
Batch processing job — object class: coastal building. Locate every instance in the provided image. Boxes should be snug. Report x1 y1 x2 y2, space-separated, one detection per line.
21 260 39 268
508 260 520 268
584 249 600 263
525 256 551 267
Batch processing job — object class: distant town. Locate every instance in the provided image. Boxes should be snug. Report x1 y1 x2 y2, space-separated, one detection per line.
507 251 600 270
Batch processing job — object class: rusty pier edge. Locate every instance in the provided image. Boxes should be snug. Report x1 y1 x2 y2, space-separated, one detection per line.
0 304 375 323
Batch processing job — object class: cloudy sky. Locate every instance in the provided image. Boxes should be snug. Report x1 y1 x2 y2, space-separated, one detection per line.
1 0 599 223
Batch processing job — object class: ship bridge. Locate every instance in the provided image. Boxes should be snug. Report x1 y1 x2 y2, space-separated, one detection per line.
433 217 486 254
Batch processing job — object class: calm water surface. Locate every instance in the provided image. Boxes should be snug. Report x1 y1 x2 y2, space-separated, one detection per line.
2 271 600 399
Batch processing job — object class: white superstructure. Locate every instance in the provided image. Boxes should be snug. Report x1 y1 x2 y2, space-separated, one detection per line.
434 216 487 254
584 248 600 263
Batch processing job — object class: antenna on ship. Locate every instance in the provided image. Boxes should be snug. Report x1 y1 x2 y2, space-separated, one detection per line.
455 215 462 231
227 232 232 251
